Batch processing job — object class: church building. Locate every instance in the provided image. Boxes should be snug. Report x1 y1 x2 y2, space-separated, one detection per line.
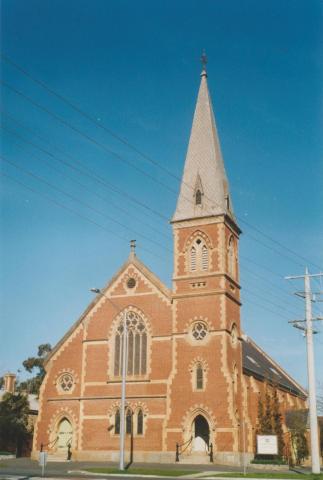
32 63 306 465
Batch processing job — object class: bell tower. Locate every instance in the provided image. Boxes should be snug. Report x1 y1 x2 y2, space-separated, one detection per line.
166 58 243 461
171 57 241 330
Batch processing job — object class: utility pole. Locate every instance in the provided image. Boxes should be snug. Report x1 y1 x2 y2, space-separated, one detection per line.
285 268 323 474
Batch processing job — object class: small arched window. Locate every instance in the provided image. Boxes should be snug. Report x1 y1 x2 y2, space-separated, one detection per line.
201 245 208 271
114 311 148 377
228 236 235 278
232 364 238 395
137 409 143 435
196 363 203 390
115 409 120 434
190 246 197 271
195 189 202 205
126 409 132 434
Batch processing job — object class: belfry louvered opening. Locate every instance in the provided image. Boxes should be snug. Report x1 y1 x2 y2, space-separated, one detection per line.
189 238 209 272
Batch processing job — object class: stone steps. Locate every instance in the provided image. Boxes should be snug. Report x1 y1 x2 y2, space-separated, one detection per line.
179 453 212 465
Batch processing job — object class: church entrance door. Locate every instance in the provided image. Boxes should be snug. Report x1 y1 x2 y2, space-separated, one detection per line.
192 415 209 452
56 418 73 453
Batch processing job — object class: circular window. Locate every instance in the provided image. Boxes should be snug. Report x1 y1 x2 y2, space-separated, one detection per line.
59 373 74 392
127 278 136 289
192 322 208 341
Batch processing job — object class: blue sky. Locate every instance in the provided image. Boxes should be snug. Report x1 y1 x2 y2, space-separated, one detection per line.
0 0 322 391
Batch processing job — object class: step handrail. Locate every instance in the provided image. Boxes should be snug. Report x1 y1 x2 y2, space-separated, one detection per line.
175 436 193 462
40 436 58 452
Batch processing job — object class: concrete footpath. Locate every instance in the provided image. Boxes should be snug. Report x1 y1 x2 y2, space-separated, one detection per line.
0 457 317 480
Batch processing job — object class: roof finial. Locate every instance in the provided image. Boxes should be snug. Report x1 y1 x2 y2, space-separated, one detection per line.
130 239 136 258
201 50 207 77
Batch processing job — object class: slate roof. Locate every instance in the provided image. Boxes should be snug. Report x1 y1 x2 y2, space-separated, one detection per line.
172 69 235 222
242 336 307 399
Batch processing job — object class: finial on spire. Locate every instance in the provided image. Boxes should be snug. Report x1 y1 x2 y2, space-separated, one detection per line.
201 50 207 77
130 239 136 258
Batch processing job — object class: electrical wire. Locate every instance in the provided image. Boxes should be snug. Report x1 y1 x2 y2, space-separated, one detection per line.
1 53 321 271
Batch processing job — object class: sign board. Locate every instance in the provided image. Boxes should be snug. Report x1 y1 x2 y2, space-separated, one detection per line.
257 435 278 455
39 451 47 466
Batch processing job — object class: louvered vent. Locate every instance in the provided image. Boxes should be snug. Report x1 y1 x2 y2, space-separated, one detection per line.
191 246 197 271
201 245 208 270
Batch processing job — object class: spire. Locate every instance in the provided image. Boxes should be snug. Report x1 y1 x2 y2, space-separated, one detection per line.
172 58 234 223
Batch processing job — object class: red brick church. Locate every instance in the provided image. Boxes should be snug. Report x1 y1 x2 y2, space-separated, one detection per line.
32 64 306 464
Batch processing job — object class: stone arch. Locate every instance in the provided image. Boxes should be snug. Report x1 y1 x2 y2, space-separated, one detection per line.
181 405 217 450
184 230 213 273
47 408 78 452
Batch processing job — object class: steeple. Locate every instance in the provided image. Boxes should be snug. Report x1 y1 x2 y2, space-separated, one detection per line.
172 58 234 223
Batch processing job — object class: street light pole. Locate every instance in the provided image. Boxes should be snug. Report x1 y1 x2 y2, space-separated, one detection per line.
119 310 127 470
90 287 127 470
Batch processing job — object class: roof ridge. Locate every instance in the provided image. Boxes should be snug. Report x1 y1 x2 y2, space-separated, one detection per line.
245 336 307 396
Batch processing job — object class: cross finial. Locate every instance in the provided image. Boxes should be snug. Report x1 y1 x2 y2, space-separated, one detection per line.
130 239 136 258
201 50 207 76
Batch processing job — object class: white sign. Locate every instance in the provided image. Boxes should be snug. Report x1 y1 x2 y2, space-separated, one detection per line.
257 435 278 455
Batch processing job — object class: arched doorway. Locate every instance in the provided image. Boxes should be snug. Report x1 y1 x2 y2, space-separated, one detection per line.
192 415 209 452
56 418 73 453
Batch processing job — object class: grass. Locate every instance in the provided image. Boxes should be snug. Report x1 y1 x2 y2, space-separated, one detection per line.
86 467 201 476
206 474 323 479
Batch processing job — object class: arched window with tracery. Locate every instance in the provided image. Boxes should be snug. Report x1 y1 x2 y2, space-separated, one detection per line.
189 236 209 272
228 236 235 278
114 311 148 377
137 409 143 435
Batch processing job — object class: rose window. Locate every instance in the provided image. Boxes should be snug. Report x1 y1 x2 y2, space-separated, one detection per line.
59 373 74 392
192 322 208 340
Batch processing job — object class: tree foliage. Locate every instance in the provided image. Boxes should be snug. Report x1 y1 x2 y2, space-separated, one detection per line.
19 343 52 395
257 386 285 458
286 410 309 465
0 392 32 455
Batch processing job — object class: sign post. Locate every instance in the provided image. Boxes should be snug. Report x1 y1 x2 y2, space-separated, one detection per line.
39 451 47 477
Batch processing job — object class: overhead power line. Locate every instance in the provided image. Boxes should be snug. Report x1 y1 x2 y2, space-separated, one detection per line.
1 53 321 271
1 114 307 310
2 77 317 271
0 155 170 260
1 171 164 262
1 167 299 323
0 120 170 241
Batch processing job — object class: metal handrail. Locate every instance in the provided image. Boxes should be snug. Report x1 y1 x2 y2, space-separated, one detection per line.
175 436 193 462
40 436 58 452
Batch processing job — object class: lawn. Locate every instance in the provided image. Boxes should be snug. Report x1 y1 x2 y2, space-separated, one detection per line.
207 474 323 479
86 467 201 476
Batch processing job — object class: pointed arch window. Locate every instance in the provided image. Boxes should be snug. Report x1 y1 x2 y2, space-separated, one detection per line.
114 311 148 377
115 409 120 434
196 363 204 390
189 237 209 272
201 245 208 271
195 189 202 205
190 246 197 271
126 409 132 434
137 409 144 435
228 236 235 278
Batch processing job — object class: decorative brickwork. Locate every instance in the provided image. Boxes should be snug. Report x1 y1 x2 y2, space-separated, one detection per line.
32 67 307 465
